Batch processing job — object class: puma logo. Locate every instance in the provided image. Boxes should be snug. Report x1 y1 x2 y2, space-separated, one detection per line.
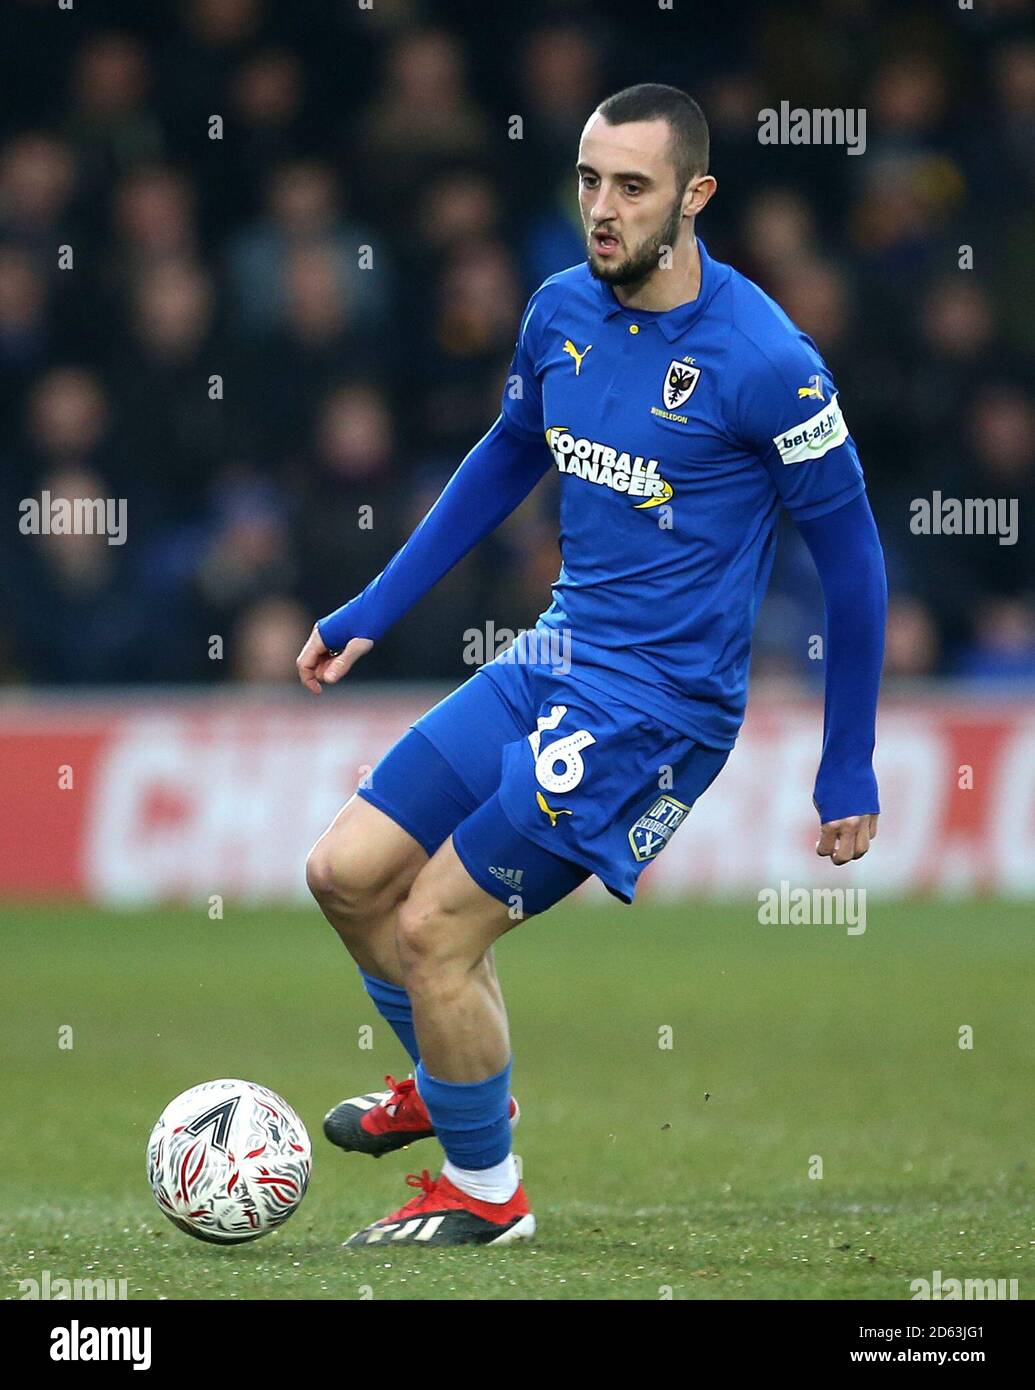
536 791 572 827
562 339 592 376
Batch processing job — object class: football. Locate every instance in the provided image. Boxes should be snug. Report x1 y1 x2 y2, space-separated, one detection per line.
146 1079 311 1244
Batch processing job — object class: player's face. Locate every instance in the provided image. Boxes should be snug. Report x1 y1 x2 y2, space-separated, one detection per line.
577 114 688 288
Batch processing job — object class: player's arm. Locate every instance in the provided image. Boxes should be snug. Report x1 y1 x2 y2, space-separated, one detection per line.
297 285 556 693
729 327 886 862
795 492 887 865
296 417 551 692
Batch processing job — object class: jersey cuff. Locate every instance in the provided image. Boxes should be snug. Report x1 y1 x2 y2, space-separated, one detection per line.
786 477 866 524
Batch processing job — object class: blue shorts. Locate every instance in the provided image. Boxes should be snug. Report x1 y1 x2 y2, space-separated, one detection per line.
358 661 729 916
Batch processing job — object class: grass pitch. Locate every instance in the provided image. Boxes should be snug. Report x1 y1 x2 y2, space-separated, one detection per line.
3 897 1033 1300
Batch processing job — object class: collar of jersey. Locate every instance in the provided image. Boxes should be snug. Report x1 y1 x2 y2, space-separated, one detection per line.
595 236 718 341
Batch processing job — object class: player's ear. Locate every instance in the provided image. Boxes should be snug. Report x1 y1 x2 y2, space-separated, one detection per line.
683 175 717 218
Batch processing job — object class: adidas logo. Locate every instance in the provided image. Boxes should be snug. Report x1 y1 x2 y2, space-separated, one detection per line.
358 1216 447 1244
488 866 524 889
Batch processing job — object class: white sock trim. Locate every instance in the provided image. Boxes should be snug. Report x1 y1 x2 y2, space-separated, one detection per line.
442 1154 518 1204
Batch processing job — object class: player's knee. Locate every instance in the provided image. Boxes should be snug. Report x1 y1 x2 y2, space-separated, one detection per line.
394 891 461 990
394 893 439 973
305 835 403 925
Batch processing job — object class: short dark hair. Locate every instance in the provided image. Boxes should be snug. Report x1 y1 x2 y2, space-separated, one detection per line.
595 83 709 189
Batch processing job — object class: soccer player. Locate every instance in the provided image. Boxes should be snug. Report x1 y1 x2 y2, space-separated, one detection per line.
298 84 886 1247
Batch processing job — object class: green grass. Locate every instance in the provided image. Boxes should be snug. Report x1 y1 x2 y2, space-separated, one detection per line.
2 898 1033 1300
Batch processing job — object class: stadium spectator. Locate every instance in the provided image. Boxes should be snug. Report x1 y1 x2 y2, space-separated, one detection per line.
352 29 492 225
0 133 77 253
5 464 149 684
953 598 1035 681
884 596 942 678
65 32 164 192
232 593 311 683
295 382 404 629
228 160 388 336
0 247 51 426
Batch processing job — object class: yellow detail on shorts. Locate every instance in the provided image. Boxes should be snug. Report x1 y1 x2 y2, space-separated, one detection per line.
536 790 572 827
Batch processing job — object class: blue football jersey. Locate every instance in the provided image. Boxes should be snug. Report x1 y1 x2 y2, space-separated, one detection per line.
494 237 866 749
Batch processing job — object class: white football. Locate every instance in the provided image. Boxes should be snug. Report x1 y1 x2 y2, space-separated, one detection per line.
146 1079 311 1244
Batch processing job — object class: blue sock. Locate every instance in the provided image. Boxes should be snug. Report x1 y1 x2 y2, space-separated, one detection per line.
359 970 419 1065
416 1059 512 1170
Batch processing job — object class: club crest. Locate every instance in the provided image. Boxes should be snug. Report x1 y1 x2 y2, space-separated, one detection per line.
662 360 700 411
628 794 691 862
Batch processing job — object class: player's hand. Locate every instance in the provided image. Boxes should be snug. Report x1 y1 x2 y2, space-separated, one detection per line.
296 626 373 694
815 812 878 866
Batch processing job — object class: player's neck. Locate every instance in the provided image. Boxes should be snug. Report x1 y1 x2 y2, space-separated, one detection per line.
611 231 702 314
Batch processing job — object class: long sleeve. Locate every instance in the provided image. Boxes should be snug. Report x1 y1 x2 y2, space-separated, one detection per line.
795 491 888 824
317 414 551 651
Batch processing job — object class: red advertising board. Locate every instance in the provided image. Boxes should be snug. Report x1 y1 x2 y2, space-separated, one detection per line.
2 690 1033 901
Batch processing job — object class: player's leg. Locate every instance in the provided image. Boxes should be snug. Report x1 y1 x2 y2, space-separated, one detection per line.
397 846 513 1081
306 791 427 988
307 729 504 1155
308 670 533 1156
345 794 589 1247
306 670 532 983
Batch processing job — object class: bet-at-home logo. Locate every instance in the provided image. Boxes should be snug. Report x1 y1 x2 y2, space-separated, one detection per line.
545 427 673 507
773 394 847 465
629 794 690 861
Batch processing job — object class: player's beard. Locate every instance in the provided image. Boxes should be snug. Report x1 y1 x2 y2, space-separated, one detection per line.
586 194 686 289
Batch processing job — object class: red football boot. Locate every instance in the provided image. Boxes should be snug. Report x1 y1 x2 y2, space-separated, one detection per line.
344 1168 535 1247
324 1075 520 1158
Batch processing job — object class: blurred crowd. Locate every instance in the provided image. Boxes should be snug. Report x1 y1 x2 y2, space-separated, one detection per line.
1 0 1034 687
